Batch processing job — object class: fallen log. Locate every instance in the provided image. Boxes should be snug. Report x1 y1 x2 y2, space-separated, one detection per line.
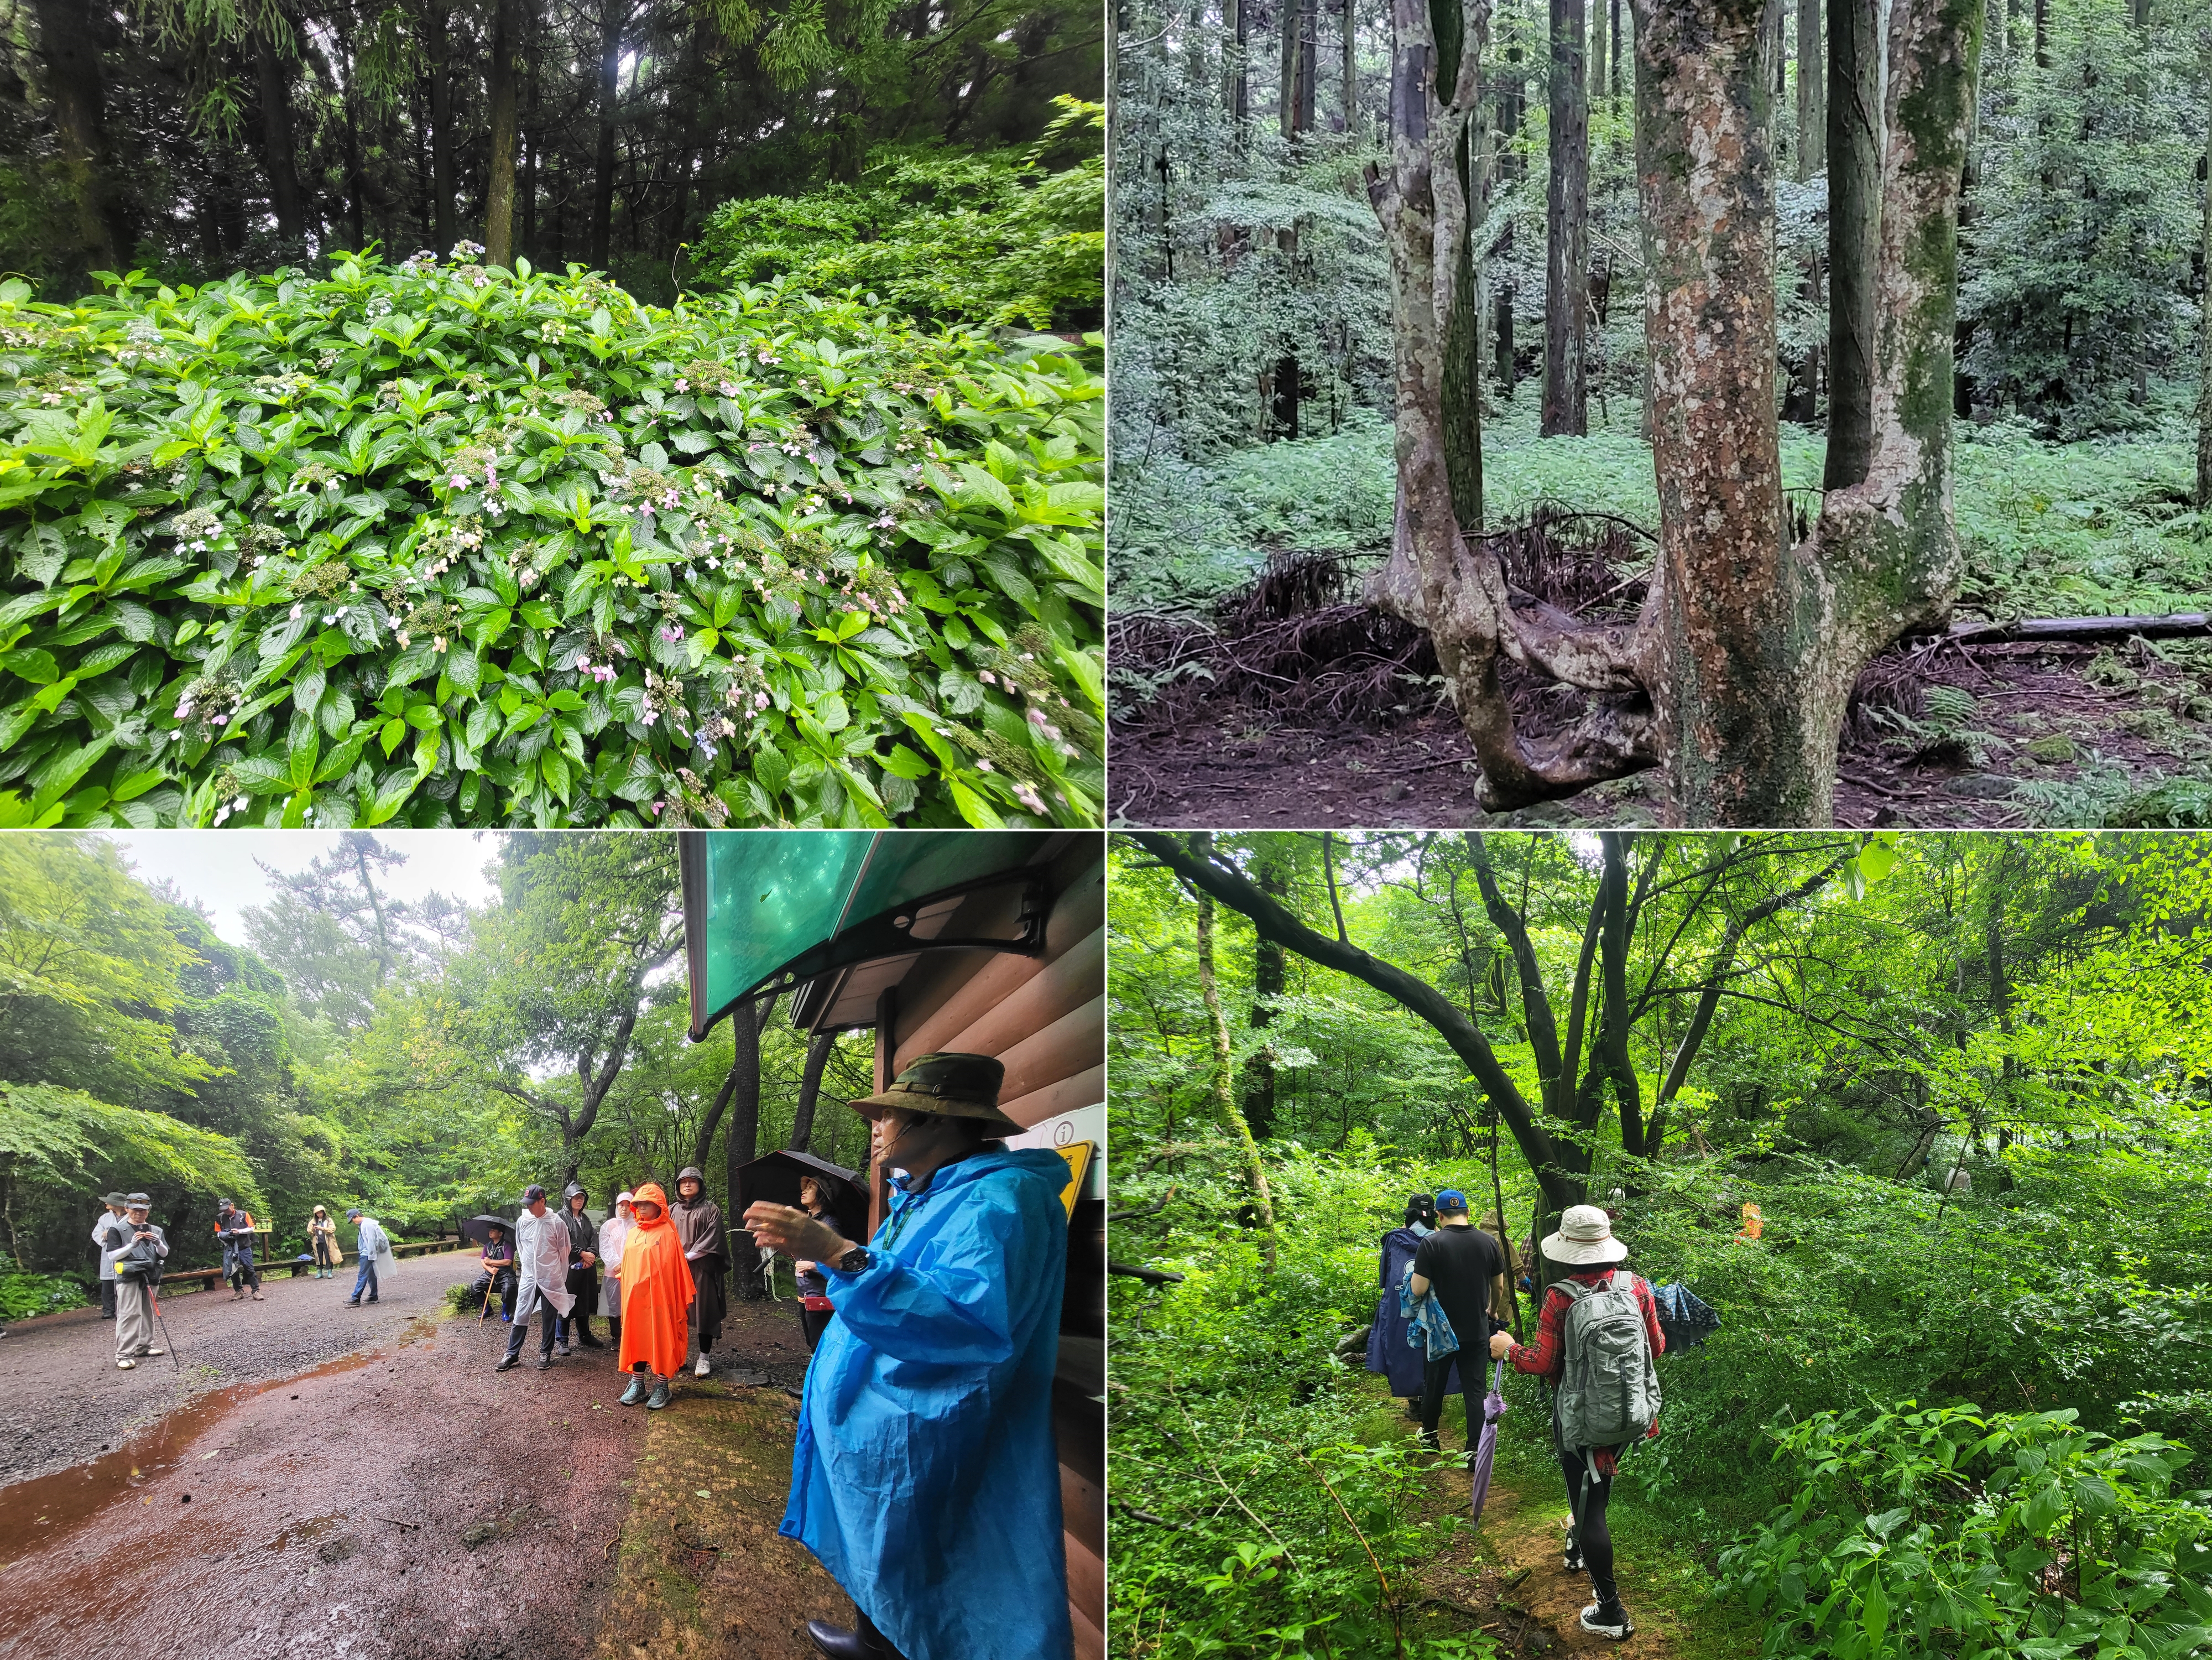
1936 613 2212 644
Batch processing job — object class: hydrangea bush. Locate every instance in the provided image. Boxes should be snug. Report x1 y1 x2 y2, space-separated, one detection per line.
0 247 1104 828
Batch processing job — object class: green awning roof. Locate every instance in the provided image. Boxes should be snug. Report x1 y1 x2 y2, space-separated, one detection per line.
680 831 1057 1040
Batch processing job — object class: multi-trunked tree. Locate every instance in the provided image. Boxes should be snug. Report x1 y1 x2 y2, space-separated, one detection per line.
1367 0 1984 825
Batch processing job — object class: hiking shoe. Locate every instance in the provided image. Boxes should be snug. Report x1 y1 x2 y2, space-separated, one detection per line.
536 1355 553 1370
694 1352 711 1378
554 1343 570 1357
251 1292 263 1301
495 1355 519 1373
1580 1604 1635 1640
646 1378 671 1409
117 1357 136 1369
142 1346 164 1357
1565 1549 1585 1572
580 1334 603 1349
619 1375 648 1406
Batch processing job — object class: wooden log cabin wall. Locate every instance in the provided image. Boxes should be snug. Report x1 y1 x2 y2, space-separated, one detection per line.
815 837 1107 1659
887 840 1103 1659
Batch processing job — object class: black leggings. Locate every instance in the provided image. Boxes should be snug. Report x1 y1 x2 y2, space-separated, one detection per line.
1561 1445 1618 1607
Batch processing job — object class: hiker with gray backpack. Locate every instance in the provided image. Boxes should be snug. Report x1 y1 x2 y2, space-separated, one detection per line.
1489 1203 1663 1643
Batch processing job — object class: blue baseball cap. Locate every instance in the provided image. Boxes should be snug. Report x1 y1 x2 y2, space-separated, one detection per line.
1437 1189 1470 1214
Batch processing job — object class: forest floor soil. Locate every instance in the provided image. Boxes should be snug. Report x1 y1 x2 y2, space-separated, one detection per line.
0 1267 833 1660
1113 635 2210 828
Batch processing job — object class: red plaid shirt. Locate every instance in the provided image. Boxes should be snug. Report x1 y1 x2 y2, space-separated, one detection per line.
1503 1268 1665 1472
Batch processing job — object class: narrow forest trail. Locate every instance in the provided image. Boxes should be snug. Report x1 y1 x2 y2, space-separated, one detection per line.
1413 1457 1685 1656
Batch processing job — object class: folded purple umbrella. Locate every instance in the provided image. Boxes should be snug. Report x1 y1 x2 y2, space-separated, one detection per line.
1469 1356 1507 1524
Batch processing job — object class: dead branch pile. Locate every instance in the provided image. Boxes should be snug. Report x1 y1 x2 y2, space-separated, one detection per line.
1113 513 1655 737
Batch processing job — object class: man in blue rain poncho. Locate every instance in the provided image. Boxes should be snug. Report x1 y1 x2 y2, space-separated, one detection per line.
743 1052 1071 1660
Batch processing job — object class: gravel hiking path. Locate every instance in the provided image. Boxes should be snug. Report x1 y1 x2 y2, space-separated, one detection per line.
0 1249 473 1487
0 1262 837 1660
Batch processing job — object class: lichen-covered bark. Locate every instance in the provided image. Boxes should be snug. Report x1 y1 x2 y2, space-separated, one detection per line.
1630 0 1803 819
1631 0 1979 824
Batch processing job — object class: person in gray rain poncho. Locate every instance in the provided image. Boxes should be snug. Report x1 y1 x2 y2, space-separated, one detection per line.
497 1184 575 1372
215 1198 264 1300
672 1165 726 1378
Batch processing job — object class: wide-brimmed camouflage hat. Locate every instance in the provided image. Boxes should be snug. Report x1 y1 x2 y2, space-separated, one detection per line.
849 1053 1019 1131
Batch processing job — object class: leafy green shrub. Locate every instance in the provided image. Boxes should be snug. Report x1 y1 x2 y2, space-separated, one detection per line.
0 249 1103 829
1720 1402 2212 1660
0 1251 90 1320
692 98 1103 332
1109 1142 1498 1659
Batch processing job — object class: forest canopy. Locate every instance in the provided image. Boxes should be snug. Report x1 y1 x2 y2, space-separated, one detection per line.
0 830 876 1320
1108 830 2212 1657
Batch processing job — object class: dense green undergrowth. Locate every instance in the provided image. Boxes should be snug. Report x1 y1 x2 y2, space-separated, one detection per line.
1108 1132 2212 1658
1110 403 2209 621
692 98 1105 333
0 250 1104 829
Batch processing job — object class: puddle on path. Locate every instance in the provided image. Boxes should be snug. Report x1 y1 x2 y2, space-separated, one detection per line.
0 1350 373 1564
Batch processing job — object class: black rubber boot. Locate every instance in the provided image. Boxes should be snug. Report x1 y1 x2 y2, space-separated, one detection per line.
804 1609 905 1659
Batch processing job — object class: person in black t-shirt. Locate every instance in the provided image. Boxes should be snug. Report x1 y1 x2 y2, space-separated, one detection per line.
1408 1188 1503 1455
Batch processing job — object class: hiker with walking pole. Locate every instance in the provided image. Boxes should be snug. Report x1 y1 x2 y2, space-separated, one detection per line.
1490 1204 1664 1643
105 1194 171 1370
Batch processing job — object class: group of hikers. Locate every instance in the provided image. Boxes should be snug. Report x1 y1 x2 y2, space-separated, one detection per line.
86 1191 397 1367
66 1053 1076 1660
1370 1188 1665 1643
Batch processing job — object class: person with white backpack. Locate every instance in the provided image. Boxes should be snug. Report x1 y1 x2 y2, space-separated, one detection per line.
1488 1203 1663 1642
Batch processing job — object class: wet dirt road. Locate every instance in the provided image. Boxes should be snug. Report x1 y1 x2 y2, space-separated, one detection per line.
1 1250 475 1487
0 1266 838 1660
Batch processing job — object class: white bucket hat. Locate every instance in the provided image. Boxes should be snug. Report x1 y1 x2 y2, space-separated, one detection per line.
614 1190 635 1207
1542 1203 1629 1266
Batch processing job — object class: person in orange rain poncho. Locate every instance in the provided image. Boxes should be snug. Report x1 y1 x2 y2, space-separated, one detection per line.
615 1183 695 1410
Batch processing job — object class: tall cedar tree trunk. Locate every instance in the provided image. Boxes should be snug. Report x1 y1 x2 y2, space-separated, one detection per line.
1297 0 1319 130
522 6 539 262
1640 0 1983 821
1191 842 1277 1272
252 25 306 244
664 20 712 256
1542 0 1589 435
1592 0 1608 105
591 0 627 267
2199 37 2212 509
484 0 523 267
1442 4 1485 528
786 1029 837 1153
1825 0 1880 486
1342 0 1357 127
1796 0 1824 179
29 0 132 274
1228 0 1248 123
1280 0 1301 137
425 0 456 254
336 11 367 251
